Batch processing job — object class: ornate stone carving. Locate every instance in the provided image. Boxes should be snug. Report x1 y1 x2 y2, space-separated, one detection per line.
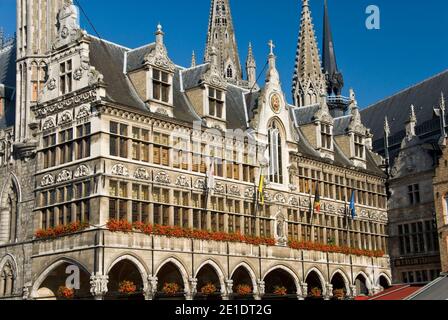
59 110 73 125
47 78 56 91
244 188 255 199
111 164 129 177
275 213 287 246
274 193 286 204
77 105 91 119
214 183 225 194
228 185 241 196
175 175 190 188
145 276 158 300
194 179 206 190
155 108 169 116
90 275 109 299
54 1 84 49
155 171 171 185
88 69 104 86
74 165 90 178
56 169 73 183
34 89 96 118
41 174 55 187
289 196 299 207
145 25 175 72
73 68 83 81
42 118 56 131
134 168 150 180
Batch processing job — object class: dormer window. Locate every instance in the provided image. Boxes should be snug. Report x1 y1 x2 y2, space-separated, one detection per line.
321 123 332 150
152 69 170 103
354 134 365 159
59 60 72 95
208 88 224 119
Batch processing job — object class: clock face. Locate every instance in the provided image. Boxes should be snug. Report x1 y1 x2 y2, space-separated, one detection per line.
270 93 282 114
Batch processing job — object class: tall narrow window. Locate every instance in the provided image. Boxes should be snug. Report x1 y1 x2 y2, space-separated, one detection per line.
408 184 420 205
0 262 14 297
354 134 365 159
444 196 448 224
59 60 72 95
31 62 47 102
110 122 128 158
321 124 332 150
153 69 170 103
226 65 233 79
268 122 283 184
208 88 224 119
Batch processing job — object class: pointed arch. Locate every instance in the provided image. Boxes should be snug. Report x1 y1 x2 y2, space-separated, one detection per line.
106 254 149 281
305 267 327 296
0 254 18 297
267 118 286 184
354 271 372 296
31 257 91 300
195 260 226 294
376 273 392 289
263 264 301 296
230 262 258 292
330 269 350 295
155 257 190 294
0 173 21 243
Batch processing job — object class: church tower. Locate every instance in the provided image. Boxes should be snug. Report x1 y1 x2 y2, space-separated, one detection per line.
205 0 243 83
15 0 66 148
292 0 326 107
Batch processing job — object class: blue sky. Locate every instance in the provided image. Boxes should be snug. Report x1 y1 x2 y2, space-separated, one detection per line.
1 0 447 107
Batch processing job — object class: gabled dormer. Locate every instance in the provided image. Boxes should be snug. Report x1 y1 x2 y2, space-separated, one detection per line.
184 46 228 131
334 89 368 169
127 25 175 117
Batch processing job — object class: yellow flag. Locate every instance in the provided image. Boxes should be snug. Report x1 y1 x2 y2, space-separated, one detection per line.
258 174 265 205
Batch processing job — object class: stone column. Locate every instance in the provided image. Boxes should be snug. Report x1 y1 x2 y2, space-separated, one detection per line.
185 278 197 300
254 280 265 300
324 283 333 300
144 276 158 300
90 274 108 300
301 282 308 300
350 285 357 299
222 279 233 300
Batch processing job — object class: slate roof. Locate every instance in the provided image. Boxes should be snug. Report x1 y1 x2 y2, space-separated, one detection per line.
0 42 16 90
126 43 155 73
181 64 208 91
0 41 16 129
333 115 351 135
226 84 248 130
172 68 202 124
361 69 448 156
293 104 319 125
88 36 147 112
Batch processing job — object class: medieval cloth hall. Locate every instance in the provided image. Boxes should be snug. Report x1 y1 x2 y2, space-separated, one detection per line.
0 0 396 300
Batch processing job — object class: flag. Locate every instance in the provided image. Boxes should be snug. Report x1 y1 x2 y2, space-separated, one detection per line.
349 191 356 219
258 173 265 205
313 183 321 213
206 157 215 191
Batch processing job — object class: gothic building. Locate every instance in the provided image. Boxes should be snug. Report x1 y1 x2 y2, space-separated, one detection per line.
361 71 448 284
0 0 391 300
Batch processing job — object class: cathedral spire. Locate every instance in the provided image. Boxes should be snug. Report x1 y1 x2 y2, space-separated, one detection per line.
292 0 326 107
205 0 242 82
323 0 344 96
191 51 197 68
246 42 256 88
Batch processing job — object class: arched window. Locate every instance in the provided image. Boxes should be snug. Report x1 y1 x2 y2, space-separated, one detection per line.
226 65 233 79
7 185 19 241
31 61 47 103
0 261 14 297
444 195 448 225
268 121 283 184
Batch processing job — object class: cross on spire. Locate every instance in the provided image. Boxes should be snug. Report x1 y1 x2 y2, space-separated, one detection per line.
268 40 275 56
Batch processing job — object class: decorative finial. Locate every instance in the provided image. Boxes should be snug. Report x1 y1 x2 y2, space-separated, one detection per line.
268 40 275 56
384 117 390 136
441 92 446 112
191 51 196 68
409 104 417 123
155 23 164 45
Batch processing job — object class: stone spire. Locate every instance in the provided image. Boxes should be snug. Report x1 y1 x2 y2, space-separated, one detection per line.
405 104 417 138
323 0 344 96
292 0 326 107
191 51 197 68
204 0 242 81
384 117 391 163
266 40 280 86
435 92 447 146
246 42 256 88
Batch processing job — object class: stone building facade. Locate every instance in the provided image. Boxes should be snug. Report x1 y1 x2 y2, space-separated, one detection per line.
0 0 391 300
362 71 448 284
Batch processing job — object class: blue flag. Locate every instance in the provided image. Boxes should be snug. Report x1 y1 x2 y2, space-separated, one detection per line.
349 191 356 219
